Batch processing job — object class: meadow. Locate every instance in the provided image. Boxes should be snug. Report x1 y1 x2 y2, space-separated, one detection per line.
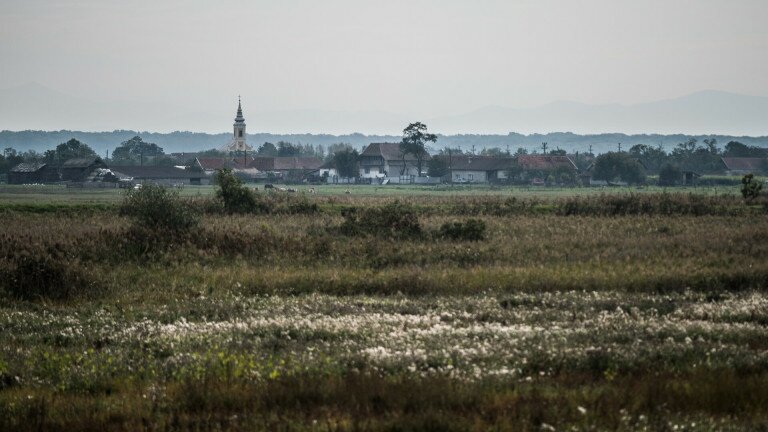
1 183 767 430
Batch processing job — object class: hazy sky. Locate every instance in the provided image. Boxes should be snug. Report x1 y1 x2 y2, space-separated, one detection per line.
2 0 767 130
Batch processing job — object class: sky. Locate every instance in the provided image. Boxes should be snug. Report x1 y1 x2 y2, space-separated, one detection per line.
1 0 767 133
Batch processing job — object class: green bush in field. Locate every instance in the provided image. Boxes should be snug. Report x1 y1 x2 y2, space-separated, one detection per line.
437 219 486 241
214 169 267 214
340 201 422 239
2 253 99 301
120 183 199 235
658 164 682 186
741 173 763 202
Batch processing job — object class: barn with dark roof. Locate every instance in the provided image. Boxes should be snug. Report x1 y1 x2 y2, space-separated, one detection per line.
8 162 60 184
60 157 107 182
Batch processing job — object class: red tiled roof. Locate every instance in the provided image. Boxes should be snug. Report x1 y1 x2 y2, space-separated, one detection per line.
196 158 228 170
251 157 323 171
721 157 767 171
517 155 577 171
360 142 428 162
196 157 256 171
434 155 513 171
110 166 201 179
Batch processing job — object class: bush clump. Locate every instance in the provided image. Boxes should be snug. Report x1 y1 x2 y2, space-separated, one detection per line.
436 219 486 241
556 193 744 216
120 183 199 235
741 173 763 202
2 253 100 301
215 169 269 214
340 201 422 238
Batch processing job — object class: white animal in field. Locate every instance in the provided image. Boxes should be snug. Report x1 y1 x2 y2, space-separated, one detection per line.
309 188 316 194
344 189 351 194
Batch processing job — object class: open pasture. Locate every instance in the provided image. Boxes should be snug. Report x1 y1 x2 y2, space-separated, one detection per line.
0 181 745 205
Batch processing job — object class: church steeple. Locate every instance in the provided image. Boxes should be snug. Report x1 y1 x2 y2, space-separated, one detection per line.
220 97 253 154
235 96 245 124
229 96 249 152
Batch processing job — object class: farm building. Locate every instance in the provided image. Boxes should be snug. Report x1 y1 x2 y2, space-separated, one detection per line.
433 155 513 183
516 155 578 172
318 160 338 178
192 157 261 181
8 162 60 184
721 157 767 175
60 157 107 182
319 159 360 184
193 157 255 174
514 155 579 184
358 142 429 181
251 157 323 182
110 165 207 185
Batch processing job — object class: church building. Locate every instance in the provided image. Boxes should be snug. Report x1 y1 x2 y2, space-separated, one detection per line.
224 97 252 153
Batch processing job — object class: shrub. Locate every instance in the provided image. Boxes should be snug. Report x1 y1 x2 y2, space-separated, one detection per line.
340 201 422 238
437 219 486 241
215 169 267 214
741 173 763 202
120 183 199 235
592 152 646 184
2 253 100 301
658 164 682 186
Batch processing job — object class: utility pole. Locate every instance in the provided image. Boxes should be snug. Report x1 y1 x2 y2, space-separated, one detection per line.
471 144 476 155
541 142 548 155
617 142 622 153
588 144 593 155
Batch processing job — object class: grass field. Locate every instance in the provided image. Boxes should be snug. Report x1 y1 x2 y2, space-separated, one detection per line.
0 184 767 430
0 182 745 204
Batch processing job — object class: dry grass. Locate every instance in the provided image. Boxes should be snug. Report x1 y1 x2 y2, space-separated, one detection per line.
0 191 767 429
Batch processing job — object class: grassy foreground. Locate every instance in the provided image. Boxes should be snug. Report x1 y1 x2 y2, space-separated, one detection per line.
1 188 767 430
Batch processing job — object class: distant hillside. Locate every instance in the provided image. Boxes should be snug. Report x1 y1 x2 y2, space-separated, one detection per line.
2 130 767 156
2 83 767 136
430 91 768 136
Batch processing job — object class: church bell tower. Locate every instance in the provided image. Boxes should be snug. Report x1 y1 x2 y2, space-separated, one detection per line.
231 96 248 152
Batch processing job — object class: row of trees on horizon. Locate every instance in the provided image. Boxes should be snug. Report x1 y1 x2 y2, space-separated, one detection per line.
1 122 767 183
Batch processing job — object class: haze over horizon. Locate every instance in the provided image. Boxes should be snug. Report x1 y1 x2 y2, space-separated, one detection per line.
2 0 768 135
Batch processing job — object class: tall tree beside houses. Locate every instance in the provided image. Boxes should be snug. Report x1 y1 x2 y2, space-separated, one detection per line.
400 122 436 176
724 141 767 157
112 136 164 166
592 152 646 184
44 138 97 164
1 148 24 175
427 156 449 178
257 142 278 156
332 147 360 178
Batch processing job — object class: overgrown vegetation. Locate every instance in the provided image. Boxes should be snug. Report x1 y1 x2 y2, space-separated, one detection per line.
339 201 423 238
1 188 768 429
741 173 763 202
1 253 100 301
119 183 199 234
436 218 486 241
214 169 265 214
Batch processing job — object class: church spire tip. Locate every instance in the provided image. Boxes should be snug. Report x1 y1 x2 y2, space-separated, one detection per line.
235 96 244 123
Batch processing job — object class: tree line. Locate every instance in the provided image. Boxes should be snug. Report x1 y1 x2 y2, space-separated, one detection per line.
2 128 766 185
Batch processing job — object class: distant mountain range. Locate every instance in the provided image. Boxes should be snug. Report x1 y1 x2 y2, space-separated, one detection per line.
1 83 768 155
429 90 768 136
1 82 768 136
